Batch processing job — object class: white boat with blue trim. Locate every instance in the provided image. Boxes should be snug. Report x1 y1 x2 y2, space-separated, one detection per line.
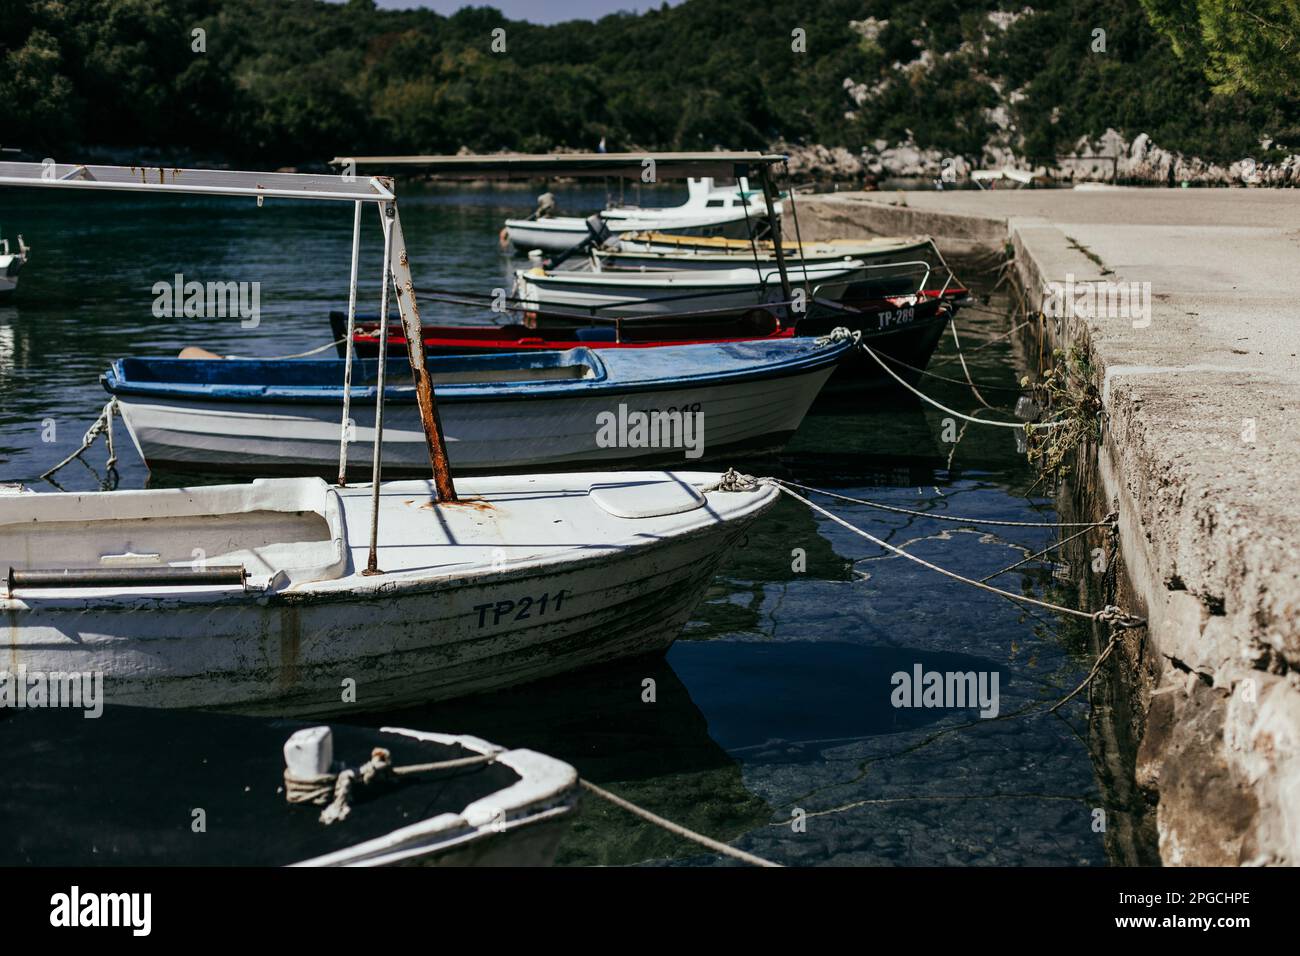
102 335 851 476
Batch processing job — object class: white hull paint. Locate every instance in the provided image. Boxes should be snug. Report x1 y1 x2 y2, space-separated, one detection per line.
296 729 580 867
0 253 22 294
505 212 753 254
514 265 861 318
505 177 773 253
112 367 833 475
2 472 778 715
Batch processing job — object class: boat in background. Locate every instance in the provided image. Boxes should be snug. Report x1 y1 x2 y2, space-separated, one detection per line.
605 231 972 305
512 258 867 319
0 707 579 867
324 293 947 391
600 232 929 267
0 230 28 296
503 176 775 253
328 307 795 357
103 335 852 475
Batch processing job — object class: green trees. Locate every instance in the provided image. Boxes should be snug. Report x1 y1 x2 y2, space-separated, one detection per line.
1141 0 1300 98
0 0 1293 166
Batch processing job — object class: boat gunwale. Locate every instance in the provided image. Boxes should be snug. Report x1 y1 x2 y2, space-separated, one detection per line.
99 339 854 405
0 478 781 610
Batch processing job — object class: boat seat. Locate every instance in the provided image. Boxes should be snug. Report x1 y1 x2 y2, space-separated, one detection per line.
589 479 706 519
575 327 618 342
0 478 348 589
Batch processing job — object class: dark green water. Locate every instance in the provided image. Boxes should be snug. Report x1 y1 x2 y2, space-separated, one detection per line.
0 184 1110 866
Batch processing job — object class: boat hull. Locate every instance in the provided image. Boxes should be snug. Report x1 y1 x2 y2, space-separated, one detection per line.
514 268 860 319
112 363 832 475
3 474 779 716
506 213 756 254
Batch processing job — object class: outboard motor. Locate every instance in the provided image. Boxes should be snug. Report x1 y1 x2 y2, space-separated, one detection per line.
546 214 614 271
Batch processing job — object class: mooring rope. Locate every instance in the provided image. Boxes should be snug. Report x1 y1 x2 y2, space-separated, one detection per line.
285 747 498 825
977 524 1102 583
580 779 781 868
948 317 998 410
225 337 347 360
770 480 1143 627
859 340 1063 430
39 399 118 481
873 348 1030 393
776 479 1114 529
284 739 780 865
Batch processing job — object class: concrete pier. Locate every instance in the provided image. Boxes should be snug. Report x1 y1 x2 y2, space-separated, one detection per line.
798 187 1300 865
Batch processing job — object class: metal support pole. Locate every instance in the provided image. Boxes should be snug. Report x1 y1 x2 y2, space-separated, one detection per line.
388 208 458 503
363 203 395 576
757 165 793 302
337 199 363 486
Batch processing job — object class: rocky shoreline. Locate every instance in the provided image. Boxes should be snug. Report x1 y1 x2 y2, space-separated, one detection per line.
778 130 1300 187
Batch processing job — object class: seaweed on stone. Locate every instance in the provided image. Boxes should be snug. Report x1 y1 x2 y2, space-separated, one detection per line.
1022 347 1102 485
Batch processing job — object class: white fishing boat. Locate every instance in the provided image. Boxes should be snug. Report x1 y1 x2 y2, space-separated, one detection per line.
1 470 776 714
0 156 783 714
2 710 580 867
503 176 775 253
513 259 867 317
103 336 851 476
595 233 936 270
0 231 28 295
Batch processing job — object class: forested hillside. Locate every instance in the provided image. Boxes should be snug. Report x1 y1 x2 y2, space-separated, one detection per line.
2 0 1296 171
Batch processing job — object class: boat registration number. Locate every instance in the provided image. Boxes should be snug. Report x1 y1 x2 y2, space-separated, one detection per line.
878 306 916 329
473 589 571 628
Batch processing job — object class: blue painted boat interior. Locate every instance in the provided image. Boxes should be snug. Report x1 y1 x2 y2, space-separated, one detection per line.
102 337 852 403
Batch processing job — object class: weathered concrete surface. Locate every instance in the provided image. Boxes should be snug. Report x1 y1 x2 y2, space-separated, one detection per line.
799 187 1300 865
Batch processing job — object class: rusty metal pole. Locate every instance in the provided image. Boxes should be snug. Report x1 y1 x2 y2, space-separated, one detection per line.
388 205 458 502
756 165 793 303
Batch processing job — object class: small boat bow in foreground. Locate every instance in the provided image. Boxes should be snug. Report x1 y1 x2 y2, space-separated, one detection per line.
0 708 579 866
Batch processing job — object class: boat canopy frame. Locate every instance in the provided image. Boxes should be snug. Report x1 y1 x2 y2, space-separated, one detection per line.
0 160 457 575
332 152 800 304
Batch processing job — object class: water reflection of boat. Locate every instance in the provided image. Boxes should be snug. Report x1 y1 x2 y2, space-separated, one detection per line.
0 231 28 296
0 706 579 866
670 640 1010 762
365 655 772 867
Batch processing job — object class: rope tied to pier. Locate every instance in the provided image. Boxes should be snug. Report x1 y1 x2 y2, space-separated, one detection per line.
285 746 498 826
768 479 1144 628
580 779 781 868
778 480 1117 530
857 339 1064 431
39 399 118 482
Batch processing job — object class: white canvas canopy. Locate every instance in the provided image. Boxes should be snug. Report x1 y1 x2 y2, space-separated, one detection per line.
0 161 395 202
